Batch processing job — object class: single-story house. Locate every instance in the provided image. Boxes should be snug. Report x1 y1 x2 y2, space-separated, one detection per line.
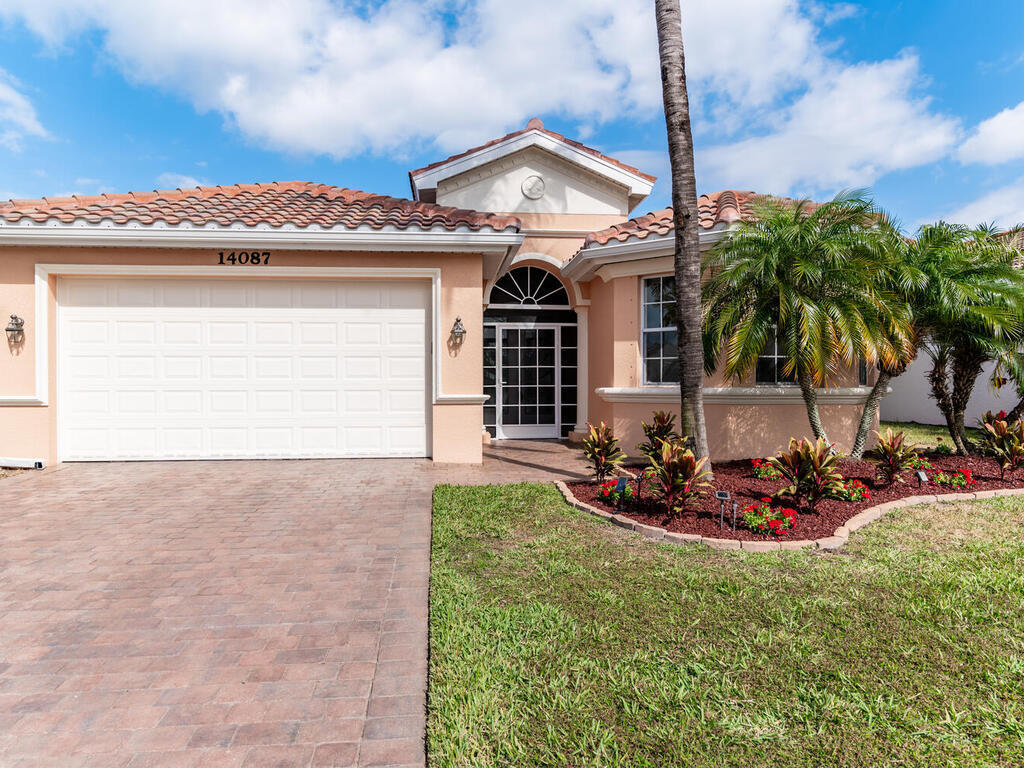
0 118 874 466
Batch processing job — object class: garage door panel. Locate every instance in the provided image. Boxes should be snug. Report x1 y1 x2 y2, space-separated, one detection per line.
254 322 293 345
300 323 337 345
59 277 430 460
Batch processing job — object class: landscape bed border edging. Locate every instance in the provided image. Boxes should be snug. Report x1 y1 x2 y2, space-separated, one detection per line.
553 481 1024 553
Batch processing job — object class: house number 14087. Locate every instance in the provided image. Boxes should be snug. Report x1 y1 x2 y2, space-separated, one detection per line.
218 251 271 265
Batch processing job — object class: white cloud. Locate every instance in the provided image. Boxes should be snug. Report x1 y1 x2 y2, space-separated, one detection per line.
958 101 1024 165
156 172 204 189
0 68 47 150
0 0 959 198
0 0 854 161
698 55 960 195
939 181 1024 229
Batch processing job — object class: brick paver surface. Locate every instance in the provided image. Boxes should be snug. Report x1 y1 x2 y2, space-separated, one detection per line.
0 441 588 767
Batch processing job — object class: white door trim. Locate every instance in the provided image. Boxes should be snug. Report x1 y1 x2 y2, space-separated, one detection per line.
10 264 481 410
493 322 563 440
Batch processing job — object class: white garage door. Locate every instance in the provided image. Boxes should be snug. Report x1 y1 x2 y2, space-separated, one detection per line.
58 277 431 460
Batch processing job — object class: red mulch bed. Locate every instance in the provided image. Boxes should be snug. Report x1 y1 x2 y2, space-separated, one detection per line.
566 453 1020 541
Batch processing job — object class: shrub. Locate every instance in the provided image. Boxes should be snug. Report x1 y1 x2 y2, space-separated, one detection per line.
751 457 783 480
648 438 712 516
933 442 954 456
980 410 1010 428
981 419 1024 480
742 498 797 536
931 469 978 489
866 428 920 487
909 454 934 471
581 421 625 482
636 411 679 462
596 479 635 505
833 478 871 502
767 438 843 510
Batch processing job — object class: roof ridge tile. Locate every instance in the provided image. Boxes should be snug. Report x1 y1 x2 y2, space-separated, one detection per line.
409 118 656 183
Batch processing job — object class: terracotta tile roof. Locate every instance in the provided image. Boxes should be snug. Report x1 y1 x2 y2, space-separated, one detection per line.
999 228 1023 248
0 181 520 233
581 190 761 248
409 117 656 183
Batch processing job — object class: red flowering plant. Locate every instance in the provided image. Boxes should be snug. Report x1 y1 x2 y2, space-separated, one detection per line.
596 479 636 504
751 457 783 480
832 477 871 502
931 469 978 489
742 497 797 537
908 453 934 471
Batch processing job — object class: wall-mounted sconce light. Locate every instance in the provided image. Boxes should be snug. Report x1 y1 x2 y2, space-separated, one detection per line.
450 316 466 344
5 314 24 344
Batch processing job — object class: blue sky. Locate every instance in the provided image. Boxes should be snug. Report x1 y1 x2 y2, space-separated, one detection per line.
0 1 1022 231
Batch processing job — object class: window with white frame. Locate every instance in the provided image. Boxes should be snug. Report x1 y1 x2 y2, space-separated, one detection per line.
755 327 797 385
641 276 678 384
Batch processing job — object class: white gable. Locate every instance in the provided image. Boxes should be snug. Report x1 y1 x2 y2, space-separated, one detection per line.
410 119 654 215
436 147 632 216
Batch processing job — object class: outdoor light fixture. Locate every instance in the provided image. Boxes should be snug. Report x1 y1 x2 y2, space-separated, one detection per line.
715 490 730 530
916 469 929 488
450 316 466 343
5 314 24 344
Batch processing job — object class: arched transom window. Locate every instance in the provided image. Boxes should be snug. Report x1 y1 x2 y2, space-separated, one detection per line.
489 266 569 307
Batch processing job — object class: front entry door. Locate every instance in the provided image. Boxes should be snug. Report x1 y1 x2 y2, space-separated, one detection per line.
496 324 561 439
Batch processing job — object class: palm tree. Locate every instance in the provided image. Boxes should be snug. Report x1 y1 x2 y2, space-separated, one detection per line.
892 222 1024 453
655 0 709 461
703 191 911 448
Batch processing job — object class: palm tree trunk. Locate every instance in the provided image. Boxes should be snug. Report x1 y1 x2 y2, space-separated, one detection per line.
927 348 968 454
655 0 710 466
951 346 987 452
1007 398 1024 425
797 368 830 445
850 370 892 459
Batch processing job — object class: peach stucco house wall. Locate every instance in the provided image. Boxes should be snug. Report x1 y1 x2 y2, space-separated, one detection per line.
0 119 877 467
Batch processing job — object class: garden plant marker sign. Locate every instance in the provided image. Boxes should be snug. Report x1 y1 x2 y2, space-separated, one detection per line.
615 477 628 510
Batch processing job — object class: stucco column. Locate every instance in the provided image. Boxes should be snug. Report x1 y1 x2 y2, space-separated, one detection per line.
574 305 589 432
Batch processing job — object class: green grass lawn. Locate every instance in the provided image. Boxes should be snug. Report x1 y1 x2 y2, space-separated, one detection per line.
881 419 981 449
429 483 1024 767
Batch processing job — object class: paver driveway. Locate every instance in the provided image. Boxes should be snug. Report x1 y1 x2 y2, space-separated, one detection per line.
0 442 588 767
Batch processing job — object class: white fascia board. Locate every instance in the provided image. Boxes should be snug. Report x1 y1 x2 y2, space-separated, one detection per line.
0 221 523 255
563 229 725 281
596 386 877 405
411 129 655 198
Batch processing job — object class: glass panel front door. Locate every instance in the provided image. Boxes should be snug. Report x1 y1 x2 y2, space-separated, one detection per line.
496 324 560 439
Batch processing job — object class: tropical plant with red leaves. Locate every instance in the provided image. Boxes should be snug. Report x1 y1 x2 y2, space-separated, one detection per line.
866 428 920 487
648 438 712 516
768 438 843 510
581 422 625 482
981 418 1024 480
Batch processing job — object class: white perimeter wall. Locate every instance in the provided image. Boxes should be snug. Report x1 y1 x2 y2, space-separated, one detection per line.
881 354 1018 426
